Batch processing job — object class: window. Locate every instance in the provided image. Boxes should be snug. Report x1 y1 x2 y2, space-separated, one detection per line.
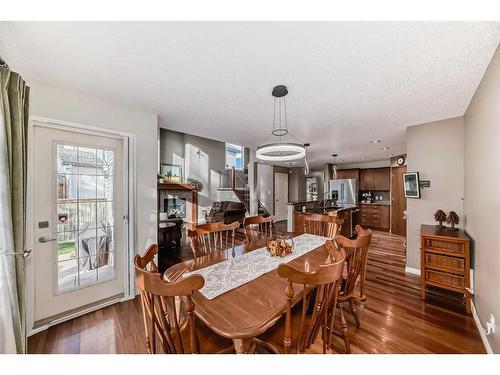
225 143 244 170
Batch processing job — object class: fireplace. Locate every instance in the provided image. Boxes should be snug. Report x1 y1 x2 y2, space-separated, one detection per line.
164 195 187 218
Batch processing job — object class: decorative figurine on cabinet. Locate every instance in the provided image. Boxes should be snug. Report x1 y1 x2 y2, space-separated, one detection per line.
446 211 460 231
434 210 447 229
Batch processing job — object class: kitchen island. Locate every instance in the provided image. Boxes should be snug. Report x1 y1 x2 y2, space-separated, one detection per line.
286 200 357 237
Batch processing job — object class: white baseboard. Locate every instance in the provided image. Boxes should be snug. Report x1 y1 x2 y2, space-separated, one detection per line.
471 300 494 354
405 266 421 276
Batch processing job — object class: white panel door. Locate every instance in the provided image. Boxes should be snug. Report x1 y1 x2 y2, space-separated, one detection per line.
274 173 288 222
32 124 125 323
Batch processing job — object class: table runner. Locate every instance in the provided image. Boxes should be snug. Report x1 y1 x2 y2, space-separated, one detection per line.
184 233 328 300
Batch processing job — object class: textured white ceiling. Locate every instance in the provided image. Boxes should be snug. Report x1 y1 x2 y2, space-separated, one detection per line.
1 22 499 168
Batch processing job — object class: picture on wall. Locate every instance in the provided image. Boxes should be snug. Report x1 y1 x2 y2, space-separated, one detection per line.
403 172 421 198
160 163 183 183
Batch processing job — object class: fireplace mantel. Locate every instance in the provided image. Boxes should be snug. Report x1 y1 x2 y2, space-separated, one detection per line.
157 182 198 228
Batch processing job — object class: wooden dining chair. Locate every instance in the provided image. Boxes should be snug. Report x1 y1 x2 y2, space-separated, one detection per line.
187 221 240 259
303 214 343 239
135 244 232 354
355 224 371 301
243 215 274 243
255 240 346 354
331 227 372 353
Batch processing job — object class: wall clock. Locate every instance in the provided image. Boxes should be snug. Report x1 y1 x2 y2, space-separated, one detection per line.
397 156 405 166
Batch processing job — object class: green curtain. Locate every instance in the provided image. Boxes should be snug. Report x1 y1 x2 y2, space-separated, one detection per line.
0 58 29 354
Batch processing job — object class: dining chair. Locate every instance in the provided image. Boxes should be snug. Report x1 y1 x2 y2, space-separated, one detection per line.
243 215 274 243
332 227 372 353
187 221 240 259
135 244 232 353
255 239 346 354
303 214 343 239
355 224 371 301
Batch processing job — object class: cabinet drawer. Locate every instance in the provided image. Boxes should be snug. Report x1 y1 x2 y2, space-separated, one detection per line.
425 253 465 273
425 269 465 290
361 206 380 213
361 218 380 226
422 237 465 255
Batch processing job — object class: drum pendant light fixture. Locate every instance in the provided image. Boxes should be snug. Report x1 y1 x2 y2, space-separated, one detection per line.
256 85 306 162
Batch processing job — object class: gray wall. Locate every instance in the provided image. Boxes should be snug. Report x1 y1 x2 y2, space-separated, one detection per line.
159 128 226 222
406 117 465 270
464 46 500 353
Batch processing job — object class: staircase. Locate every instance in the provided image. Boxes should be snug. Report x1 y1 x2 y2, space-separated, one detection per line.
218 167 271 216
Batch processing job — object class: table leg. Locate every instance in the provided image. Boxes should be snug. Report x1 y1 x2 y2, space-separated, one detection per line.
233 338 253 354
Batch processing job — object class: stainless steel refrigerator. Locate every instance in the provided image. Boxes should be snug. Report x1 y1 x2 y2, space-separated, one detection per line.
329 179 358 205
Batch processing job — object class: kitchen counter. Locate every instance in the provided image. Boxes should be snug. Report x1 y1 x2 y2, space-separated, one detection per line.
288 204 357 238
293 203 357 214
359 201 390 206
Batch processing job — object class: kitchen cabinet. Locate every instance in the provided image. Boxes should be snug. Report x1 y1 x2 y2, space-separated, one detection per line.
380 205 390 229
360 167 390 191
360 169 375 190
359 203 390 230
373 168 390 190
335 168 359 180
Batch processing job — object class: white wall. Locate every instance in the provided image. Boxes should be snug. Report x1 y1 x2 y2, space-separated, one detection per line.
406 117 464 270
28 80 159 256
464 46 500 353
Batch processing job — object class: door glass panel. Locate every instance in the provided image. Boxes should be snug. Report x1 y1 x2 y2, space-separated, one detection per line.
78 175 97 199
57 231 78 262
78 202 97 230
55 144 116 293
57 202 78 232
58 259 78 292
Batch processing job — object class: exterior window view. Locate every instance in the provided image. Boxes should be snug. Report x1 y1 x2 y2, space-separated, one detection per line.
1 4 500 372
56 145 115 292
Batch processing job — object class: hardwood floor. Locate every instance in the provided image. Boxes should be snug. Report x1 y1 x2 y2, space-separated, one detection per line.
28 223 485 354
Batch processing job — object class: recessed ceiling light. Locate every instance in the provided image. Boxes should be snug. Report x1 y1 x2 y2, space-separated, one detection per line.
369 140 381 144
360 156 366 160
380 147 390 151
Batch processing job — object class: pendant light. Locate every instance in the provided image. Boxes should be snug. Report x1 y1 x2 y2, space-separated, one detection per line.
256 85 306 162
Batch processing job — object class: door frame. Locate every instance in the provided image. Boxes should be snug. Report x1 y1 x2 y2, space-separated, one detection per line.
274 172 289 221
26 116 137 336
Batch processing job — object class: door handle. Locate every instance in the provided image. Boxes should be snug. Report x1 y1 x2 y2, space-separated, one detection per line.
38 236 57 243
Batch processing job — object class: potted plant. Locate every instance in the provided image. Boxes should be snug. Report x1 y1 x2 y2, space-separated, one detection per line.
186 177 203 192
157 173 164 184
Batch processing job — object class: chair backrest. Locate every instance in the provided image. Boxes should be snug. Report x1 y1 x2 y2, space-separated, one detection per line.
336 227 372 299
243 215 274 243
276 240 346 354
187 221 240 258
134 244 205 354
303 214 343 238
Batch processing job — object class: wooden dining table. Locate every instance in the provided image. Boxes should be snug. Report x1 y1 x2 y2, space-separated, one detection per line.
164 235 334 353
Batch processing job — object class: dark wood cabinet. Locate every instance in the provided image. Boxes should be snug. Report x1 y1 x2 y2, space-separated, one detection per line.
373 168 390 190
380 205 390 229
335 168 359 180
359 203 390 230
359 169 375 190
360 167 390 191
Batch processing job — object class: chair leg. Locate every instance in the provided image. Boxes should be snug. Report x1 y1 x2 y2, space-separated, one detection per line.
339 304 351 354
350 300 361 328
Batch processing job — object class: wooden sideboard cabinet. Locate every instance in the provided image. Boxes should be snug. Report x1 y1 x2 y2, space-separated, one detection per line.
420 224 471 314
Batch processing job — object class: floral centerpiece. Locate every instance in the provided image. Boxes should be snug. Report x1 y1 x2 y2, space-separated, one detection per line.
266 235 293 257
